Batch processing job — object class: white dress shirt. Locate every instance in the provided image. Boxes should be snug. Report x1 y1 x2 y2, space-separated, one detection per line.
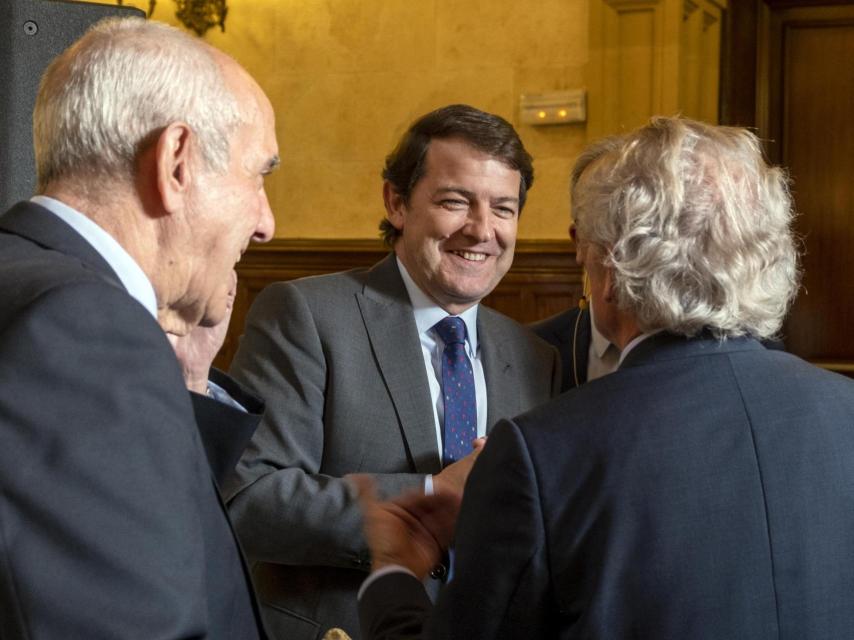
396 258 488 451
587 300 620 381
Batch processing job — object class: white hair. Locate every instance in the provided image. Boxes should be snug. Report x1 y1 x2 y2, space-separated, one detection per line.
33 17 243 191
572 117 800 340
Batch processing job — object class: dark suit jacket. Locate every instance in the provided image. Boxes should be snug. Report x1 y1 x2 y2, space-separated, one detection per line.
0 202 265 639
530 306 589 392
531 307 786 394
359 332 854 639
224 254 561 640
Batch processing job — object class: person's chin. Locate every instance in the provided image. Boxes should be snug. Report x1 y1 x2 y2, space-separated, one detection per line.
198 301 227 328
434 285 489 311
440 273 497 302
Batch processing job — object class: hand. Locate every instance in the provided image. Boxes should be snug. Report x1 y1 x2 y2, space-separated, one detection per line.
432 437 487 496
165 271 237 394
352 476 461 579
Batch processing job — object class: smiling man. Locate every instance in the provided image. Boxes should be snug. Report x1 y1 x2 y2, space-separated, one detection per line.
224 104 561 640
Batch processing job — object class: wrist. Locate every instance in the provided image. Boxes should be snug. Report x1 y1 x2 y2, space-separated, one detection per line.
187 377 208 395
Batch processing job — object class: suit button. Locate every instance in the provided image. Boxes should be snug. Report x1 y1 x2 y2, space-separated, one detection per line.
429 563 447 580
351 554 368 568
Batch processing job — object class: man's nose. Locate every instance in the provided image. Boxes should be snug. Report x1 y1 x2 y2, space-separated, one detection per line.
252 190 275 243
462 204 492 243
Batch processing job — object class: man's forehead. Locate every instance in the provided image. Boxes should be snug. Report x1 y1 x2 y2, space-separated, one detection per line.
425 137 502 164
421 138 521 186
231 82 278 171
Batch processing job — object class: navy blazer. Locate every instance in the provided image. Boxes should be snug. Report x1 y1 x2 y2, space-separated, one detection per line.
0 201 266 639
530 306 590 392
360 332 854 639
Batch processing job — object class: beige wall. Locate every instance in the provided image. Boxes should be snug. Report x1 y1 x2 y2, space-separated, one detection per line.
93 0 590 239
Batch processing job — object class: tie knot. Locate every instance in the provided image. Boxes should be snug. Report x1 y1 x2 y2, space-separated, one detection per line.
434 316 467 346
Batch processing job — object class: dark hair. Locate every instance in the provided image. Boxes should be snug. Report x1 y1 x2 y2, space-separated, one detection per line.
379 104 534 245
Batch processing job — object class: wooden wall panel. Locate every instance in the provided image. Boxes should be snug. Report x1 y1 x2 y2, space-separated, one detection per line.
769 5 854 373
214 239 580 369
618 7 657 128
720 0 854 378
589 0 670 138
589 0 725 139
718 0 759 126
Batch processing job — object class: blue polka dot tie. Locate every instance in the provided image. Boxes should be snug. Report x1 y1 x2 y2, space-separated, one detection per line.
434 316 477 467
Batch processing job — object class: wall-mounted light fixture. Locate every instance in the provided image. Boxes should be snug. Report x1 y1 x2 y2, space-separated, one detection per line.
520 90 587 126
117 0 227 37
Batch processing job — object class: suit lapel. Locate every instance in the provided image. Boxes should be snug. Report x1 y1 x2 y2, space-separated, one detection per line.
356 255 442 473
479 308 520 431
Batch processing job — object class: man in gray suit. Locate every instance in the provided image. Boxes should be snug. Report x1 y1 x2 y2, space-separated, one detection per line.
224 104 561 640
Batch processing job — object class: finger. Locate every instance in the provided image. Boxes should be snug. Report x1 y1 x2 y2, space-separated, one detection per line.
226 270 238 311
228 268 238 294
392 491 458 526
393 492 460 549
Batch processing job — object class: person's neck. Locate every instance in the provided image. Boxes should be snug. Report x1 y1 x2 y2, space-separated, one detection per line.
608 310 643 351
43 181 173 322
45 182 151 261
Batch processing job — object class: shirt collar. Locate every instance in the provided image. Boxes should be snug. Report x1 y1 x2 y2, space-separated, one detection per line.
30 195 158 319
618 331 660 367
588 298 612 358
396 256 479 353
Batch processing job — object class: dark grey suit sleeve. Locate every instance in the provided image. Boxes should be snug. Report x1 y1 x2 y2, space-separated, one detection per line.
0 283 218 638
359 418 555 640
225 282 426 569
190 368 263 487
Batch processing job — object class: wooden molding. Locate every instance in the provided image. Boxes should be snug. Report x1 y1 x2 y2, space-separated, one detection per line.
214 238 581 369
589 0 726 139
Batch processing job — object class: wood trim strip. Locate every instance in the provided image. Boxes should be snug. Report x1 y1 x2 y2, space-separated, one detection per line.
215 238 582 369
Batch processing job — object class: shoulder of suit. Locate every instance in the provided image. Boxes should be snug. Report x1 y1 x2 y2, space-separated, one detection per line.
253 264 373 304
0 239 124 317
479 304 556 352
529 306 582 335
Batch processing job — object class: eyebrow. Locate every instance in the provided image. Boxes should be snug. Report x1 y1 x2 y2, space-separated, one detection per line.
262 155 281 175
434 187 519 205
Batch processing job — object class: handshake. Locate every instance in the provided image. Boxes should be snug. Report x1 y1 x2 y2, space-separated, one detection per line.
350 437 487 579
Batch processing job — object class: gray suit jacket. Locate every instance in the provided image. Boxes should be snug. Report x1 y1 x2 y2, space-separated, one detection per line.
224 254 561 640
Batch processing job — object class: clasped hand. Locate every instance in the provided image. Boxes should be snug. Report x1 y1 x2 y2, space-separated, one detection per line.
353 437 486 578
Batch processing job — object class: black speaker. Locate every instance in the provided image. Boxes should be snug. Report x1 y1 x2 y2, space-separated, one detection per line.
0 0 144 211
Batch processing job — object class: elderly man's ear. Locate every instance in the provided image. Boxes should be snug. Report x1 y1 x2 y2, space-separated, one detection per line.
153 122 194 213
603 266 617 304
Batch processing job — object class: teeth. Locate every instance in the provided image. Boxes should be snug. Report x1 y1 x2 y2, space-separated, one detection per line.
454 251 487 262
